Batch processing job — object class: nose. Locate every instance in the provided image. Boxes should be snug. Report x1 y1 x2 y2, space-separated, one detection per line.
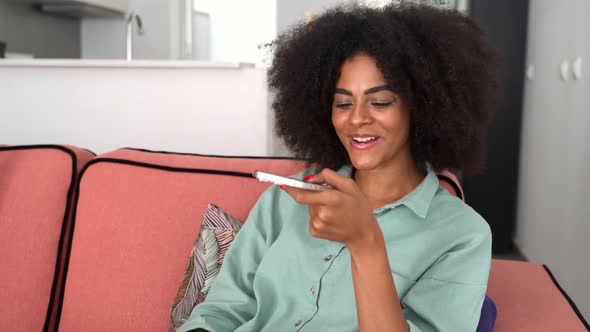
349 103 372 127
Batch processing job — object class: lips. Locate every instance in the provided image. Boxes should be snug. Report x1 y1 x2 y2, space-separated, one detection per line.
350 135 381 150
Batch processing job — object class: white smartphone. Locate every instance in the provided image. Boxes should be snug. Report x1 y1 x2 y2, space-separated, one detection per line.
252 170 332 191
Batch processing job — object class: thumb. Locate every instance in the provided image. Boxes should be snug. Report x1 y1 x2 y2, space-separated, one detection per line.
303 173 324 184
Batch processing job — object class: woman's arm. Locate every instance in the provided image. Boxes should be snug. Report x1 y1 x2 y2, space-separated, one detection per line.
401 224 491 332
177 189 278 332
349 220 491 332
348 225 409 332
282 169 410 331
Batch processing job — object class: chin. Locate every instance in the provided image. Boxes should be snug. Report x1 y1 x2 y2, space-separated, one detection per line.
349 157 382 171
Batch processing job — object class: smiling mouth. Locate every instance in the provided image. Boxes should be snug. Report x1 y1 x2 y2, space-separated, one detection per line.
350 136 381 150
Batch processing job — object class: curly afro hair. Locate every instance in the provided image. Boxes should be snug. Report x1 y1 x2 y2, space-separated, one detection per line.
267 3 501 175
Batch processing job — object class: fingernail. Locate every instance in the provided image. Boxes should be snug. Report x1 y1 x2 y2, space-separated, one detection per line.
279 185 284 190
303 174 316 181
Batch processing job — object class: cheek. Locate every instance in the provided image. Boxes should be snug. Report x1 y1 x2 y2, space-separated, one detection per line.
397 115 411 136
382 111 411 141
331 112 345 136
397 116 412 145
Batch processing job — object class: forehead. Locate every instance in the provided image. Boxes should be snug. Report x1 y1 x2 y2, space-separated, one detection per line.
337 54 387 87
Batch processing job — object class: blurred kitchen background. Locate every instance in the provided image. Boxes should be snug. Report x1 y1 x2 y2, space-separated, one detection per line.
0 0 277 63
0 0 465 62
1 0 589 321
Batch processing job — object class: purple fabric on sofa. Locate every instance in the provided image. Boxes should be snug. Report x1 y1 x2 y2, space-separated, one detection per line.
477 296 497 332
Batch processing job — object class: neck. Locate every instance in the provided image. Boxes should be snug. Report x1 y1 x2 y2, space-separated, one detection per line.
353 154 425 210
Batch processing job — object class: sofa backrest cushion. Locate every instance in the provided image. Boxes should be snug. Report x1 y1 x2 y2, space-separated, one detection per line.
0 145 94 332
58 148 306 331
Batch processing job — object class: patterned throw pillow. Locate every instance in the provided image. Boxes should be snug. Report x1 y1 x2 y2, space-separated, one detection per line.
170 203 244 331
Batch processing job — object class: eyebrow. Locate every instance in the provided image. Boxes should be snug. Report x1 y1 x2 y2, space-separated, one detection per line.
334 85 394 96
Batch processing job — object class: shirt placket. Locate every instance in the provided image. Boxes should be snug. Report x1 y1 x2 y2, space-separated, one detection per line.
295 243 346 331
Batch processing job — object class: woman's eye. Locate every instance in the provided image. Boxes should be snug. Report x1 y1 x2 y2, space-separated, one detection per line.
335 103 353 109
371 101 393 108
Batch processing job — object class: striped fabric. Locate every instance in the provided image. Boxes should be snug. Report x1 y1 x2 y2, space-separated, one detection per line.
170 204 243 331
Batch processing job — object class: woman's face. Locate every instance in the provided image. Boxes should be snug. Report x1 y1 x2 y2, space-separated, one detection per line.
332 54 412 172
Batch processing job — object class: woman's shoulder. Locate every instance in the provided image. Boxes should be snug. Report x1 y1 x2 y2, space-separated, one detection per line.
428 187 491 238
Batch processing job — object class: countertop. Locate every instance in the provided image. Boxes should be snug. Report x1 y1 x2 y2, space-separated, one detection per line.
0 59 256 69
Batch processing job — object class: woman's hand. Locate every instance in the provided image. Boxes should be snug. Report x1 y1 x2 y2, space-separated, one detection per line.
281 168 381 250
284 169 408 332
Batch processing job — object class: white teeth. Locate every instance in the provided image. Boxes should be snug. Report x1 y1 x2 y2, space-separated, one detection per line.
352 137 377 143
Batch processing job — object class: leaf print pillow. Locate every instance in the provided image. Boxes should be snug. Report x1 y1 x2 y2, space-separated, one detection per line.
170 203 243 331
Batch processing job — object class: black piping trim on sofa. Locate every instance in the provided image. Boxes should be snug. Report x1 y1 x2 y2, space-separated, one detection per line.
0 144 83 332
86 158 259 177
436 174 464 201
82 147 98 157
542 265 590 329
55 156 262 331
122 147 300 160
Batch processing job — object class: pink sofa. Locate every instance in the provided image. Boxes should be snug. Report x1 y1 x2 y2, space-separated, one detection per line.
1 145 588 332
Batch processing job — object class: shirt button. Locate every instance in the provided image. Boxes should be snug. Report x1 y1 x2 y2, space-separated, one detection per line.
310 287 317 295
295 319 302 327
324 255 332 261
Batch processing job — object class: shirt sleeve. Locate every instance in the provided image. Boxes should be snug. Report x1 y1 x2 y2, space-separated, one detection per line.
177 188 277 332
402 219 492 332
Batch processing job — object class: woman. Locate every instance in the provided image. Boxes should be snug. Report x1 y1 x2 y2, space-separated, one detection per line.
180 3 499 332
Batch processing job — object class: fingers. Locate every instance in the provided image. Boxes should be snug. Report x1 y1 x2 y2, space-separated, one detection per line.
309 211 330 237
313 168 357 194
309 212 339 241
308 204 332 223
309 217 326 238
303 173 324 184
281 185 336 206
282 168 357 205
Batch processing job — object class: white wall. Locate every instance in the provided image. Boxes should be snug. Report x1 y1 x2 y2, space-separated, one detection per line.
516 0 590 320
0 64 272 156
276 0 344 34
193 0 276 65
276 0 465 36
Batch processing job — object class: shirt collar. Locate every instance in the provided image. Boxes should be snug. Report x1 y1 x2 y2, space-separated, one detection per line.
336 162 439 219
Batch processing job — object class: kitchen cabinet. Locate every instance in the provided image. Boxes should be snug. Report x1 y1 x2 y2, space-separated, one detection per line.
33 0 128 17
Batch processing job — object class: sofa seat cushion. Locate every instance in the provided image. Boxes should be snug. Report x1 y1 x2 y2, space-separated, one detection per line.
487 259 589 331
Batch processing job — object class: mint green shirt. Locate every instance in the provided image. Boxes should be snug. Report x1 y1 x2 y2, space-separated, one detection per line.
178 165 492 332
